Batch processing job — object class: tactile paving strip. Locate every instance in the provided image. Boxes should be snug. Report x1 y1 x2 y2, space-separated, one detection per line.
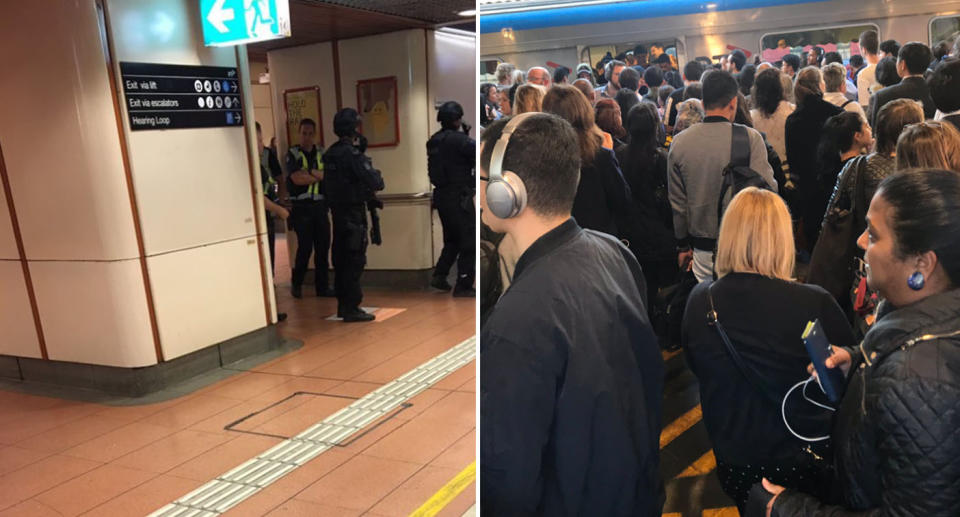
148 336 476 516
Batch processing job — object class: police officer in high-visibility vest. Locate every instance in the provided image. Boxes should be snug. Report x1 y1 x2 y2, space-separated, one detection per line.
427 101 475 297
323 108 385 322
286 118 334 299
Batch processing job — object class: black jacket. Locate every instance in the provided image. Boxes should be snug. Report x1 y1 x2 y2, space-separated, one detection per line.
684 273 856 466
772 289 960 516
866 76 936 128
571 147 634 238
322 139 384 206
427 128 475 189
481 218 664 516
785 96 843 197
615 146 675 261
943 113 960 132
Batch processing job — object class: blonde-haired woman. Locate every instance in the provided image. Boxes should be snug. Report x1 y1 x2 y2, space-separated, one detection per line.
512 83 545 115
682 187 856 513
895 120 960 172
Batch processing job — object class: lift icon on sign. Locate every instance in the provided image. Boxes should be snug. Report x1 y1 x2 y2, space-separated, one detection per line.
194 80 203 92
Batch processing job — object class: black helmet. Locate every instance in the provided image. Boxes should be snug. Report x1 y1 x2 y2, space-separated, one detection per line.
333 108 360 137
437 101 464 126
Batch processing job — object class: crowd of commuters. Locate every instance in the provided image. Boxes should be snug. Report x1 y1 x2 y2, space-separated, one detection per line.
481 30 960 516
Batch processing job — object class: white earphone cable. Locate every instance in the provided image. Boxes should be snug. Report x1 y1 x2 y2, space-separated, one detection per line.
781 376 834 442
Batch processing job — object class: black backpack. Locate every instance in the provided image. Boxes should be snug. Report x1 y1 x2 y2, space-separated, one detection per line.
716 124 774 224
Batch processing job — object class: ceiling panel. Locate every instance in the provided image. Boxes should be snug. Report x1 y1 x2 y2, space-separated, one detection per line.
247 0 475 60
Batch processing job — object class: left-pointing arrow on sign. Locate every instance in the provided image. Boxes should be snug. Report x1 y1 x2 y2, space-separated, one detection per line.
206 0 235 33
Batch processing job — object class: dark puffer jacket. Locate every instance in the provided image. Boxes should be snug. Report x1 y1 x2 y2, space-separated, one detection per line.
772 289 960 516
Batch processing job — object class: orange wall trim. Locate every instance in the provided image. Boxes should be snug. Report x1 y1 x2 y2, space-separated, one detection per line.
0 141 48 360
237 48 274 327
100 0 164 363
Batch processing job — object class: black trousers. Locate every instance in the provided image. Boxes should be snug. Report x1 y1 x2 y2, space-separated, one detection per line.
290 202 330 290
331 204 368 314
434 187 475 288
266 211 276 274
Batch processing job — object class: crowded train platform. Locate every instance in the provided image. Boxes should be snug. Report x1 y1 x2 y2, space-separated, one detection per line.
479 0 960 515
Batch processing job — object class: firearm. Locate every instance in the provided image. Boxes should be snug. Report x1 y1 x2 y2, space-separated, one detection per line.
367 198 383 245
461 122 472 135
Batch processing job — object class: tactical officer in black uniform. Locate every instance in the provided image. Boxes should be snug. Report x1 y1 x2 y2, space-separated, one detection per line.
427 102 476 297
286 118 334 299
323 108 385 322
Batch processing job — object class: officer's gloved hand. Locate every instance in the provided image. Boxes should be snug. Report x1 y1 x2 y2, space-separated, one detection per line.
355 134 368 153
461 123 472 135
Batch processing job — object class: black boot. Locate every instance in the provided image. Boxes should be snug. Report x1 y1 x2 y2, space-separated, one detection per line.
317 286 337 297
431 275 453 291
291 284 302 299
342 308 375 322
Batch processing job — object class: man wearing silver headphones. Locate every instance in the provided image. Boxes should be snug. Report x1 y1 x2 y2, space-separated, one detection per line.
479 112 664 516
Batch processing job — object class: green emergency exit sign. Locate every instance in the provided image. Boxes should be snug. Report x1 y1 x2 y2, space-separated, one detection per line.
201 0 291 47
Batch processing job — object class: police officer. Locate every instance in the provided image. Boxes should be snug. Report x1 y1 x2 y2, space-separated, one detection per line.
323 108 385 322
257 122 288 321
427 101 475 297
286 118 334 299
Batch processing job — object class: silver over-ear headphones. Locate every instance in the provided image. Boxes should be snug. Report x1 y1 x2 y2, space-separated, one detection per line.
486 112 535 219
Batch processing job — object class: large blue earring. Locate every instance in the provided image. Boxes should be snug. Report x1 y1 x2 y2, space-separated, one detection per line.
908 271 925 291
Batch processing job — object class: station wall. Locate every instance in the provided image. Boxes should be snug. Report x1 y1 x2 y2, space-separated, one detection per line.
0 0 270 367
268 28 477 272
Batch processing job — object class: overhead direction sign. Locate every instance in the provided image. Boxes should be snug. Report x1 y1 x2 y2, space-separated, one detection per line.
200 0 290 47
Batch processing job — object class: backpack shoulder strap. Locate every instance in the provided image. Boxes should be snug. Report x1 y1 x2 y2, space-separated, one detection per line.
730 124 751 168
840 99 854 109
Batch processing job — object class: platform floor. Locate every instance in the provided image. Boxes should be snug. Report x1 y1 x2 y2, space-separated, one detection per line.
0 238 476 516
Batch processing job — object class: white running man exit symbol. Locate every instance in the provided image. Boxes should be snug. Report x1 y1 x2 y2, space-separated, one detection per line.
244 0 274 38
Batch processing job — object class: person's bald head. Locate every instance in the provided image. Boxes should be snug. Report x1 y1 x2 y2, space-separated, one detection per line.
527 67 551 88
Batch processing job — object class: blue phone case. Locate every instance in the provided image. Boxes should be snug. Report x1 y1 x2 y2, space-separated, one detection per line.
803 319 846 403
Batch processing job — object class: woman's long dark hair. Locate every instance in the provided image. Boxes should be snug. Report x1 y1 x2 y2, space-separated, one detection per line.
752 68 785 117
621 102 661 190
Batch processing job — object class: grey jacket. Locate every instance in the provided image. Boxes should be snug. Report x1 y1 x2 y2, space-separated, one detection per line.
667 117 776 249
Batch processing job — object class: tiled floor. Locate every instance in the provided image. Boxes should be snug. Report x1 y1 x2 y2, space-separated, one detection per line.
0 238 476 516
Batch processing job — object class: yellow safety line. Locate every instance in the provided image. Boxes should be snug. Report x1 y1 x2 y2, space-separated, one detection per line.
409 462 477 517
676 450 716 478
660 404 702 449
702 507 740 516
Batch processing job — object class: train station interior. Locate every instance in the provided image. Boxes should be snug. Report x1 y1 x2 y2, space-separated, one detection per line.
0 1 476 515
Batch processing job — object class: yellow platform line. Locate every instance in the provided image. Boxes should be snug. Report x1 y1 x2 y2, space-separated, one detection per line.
660 404 702 449
703 507 740 516
409 462 476 517
676 450 717 478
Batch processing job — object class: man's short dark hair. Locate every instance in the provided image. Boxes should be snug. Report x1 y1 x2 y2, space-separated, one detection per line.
930 58 960 113
729 49 747 71
880 39 901 57
299 118 317 129
552 65 571 84
480 114 581 217
701 70 739 110
876 56 900 87
823 51 843 65
683 60 704 82
643 66 663 88
850 54 865 68
859 30 879 55
618 67 641 91
655 53 672 65
782 53 801 72
899 41 933 75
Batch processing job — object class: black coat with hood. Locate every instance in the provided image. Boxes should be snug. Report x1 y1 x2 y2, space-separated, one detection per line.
771 289 960 516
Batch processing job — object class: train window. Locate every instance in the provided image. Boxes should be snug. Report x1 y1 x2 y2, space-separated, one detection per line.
579 40 681 71
930 14 960 47
480 59 500 83
759 24 879 64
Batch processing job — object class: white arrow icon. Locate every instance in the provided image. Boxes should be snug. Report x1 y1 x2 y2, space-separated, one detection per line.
206 0 234 34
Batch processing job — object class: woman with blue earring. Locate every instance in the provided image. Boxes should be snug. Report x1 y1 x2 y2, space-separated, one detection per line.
751 169 960 516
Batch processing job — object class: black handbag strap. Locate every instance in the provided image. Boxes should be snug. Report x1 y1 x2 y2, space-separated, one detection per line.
707 285 783 405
